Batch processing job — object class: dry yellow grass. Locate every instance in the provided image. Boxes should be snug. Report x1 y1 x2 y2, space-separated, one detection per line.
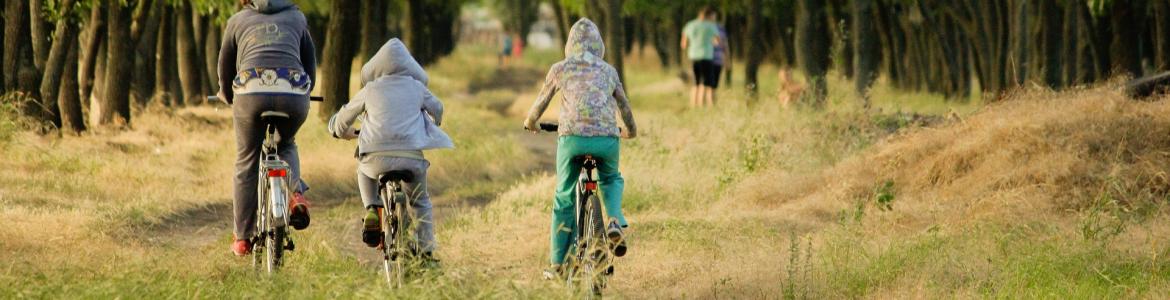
6 46 1170 298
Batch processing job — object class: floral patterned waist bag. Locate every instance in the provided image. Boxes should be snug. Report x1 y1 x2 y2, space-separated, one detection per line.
232 67 312 96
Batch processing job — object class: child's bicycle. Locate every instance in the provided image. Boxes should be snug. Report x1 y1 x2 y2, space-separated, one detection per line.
533 122 620 296
371 169 421 288
211 95 320 273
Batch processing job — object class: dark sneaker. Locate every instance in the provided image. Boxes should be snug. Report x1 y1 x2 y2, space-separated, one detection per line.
542 264 564 281
231 238 251 256
607 221 627 257
420 252 442 270
289 192 311 230
362 207 382 248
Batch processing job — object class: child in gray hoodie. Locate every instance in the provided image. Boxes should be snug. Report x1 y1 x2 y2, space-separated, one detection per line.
328 38 453 260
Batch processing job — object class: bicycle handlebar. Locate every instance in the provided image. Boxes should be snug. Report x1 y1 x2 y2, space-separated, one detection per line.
537 123 558 132
208 95 324 104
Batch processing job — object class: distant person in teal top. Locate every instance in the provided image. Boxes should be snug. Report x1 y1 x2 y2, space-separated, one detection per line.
681 7 721 108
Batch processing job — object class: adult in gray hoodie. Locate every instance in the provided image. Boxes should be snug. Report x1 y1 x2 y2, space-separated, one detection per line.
217 0 316 257
328 38 453 258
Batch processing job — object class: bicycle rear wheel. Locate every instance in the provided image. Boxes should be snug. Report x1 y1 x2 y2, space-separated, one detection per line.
267 226 286 272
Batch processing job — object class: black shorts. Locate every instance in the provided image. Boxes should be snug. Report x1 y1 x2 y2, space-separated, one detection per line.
692 60 720 88
710 64 723 89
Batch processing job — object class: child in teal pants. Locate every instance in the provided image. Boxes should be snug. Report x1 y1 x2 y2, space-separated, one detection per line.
524 18 637 278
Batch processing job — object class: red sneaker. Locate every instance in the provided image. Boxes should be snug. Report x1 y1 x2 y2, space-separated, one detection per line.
232 239 251 256
289 192 311 230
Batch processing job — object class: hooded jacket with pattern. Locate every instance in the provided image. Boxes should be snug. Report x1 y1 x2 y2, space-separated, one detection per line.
525 18 636 138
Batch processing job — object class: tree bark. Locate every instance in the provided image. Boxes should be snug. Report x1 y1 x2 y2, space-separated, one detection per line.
1154 0 1170 71
204 21 220 95
359 0 389 63
4 0 29 91
175 1 203 105
603 0 625 87
1111 0 1143 78
852 0 878 105
39 0 79 128
28 0 49 71
58 39 84 133
154 5 177 106
133 0 161 107
797 0 830 108
79 1 104 105
318 0 361 120
1040 0 1062 88
98 1 133 126
744 0 764 95
1011 0 1029 86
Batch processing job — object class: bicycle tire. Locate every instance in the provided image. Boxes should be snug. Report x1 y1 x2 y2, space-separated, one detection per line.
382 186 407 288
253 168 269 272
268 226 286 272
584 194 607 295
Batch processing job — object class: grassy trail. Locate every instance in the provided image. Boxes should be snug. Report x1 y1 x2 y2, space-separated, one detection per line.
7 47 1170 298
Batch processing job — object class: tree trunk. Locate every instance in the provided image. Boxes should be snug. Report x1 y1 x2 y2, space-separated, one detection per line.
204 22 220 95
550 0 569 50
852 0 877 105
154 4 176 106
1062 0 1079 86
1154 0 1170 71
79 1 104 105
28 0 49 71
744 0 764 95
39 0 79 128
175 1 203 105
359 0 389 63
1011 0 1029 86
603 0 625 87
797 0 830 108
58 39 84 134
89 33 106 124
1040 0 1062 88
133 0 161 107
4 0 29 91
98 0 133 127
1111 0 1143 78
318 0 361 120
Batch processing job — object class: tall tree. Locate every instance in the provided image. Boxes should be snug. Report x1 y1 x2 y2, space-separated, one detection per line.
852 0 878 106
4 0 30 91
154 4 178 106
359 0 390 63
796 0 830 108
175 1 203 105
39 0 80 128
97 0 134 126
78 1 104 105
602 0 625 86
28 0 50 71
1039 0 1062 88
318 0 361 120
58 39 84 133
744 0 764 95
1011 0 1029 86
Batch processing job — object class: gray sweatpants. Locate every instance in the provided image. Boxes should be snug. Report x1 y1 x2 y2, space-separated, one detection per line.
232 94 309 239
357 155 436 253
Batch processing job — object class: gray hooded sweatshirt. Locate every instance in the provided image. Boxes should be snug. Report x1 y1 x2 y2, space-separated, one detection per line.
328 38 454 155
217 0 316 103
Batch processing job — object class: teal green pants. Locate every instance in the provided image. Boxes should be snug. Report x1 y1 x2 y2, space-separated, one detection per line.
550 135 627 265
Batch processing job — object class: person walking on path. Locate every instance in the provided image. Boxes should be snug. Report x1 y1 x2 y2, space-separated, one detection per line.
681 7 721 108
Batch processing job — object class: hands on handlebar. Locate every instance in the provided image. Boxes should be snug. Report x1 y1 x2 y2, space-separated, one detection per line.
525 122 633 139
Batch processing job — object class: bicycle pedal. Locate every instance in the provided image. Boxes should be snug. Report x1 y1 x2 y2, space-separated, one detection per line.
286 238 296 251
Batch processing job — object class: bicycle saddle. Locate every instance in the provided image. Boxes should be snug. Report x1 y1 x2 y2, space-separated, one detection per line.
379 170 414 184
260 111 290 123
